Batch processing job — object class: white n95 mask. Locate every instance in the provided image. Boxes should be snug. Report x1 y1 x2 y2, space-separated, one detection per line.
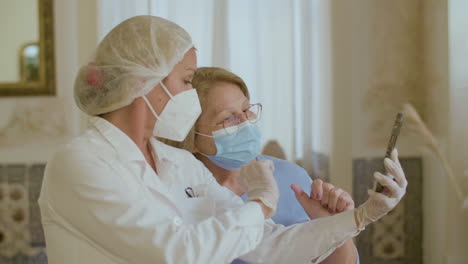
142 81 201 142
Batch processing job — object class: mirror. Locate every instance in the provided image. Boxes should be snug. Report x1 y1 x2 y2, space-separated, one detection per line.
0 0 55 96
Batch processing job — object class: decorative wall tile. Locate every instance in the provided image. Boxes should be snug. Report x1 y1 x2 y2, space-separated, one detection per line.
0 164 47 264
6 165 26 185
28 165 45 248
353 157 422 264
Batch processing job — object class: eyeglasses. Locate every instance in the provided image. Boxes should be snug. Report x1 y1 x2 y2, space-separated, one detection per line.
195 103 263 137
221 103 262 135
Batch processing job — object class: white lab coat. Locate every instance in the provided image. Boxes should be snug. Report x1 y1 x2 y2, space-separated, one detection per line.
38 117 361 264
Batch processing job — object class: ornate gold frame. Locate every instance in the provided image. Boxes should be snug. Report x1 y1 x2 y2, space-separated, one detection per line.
0 0 55 96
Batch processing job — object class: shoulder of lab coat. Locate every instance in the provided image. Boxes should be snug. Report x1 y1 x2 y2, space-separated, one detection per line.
38 118 266 264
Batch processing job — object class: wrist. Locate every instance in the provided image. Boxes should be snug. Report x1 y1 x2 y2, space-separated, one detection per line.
353 209 360 229
252 199 272 218
354 206 371 230
309 209 332 219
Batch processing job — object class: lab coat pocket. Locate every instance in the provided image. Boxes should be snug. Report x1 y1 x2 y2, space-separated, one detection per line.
180 197 215 225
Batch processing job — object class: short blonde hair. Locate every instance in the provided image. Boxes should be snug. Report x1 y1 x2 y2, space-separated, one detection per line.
158 67 250 152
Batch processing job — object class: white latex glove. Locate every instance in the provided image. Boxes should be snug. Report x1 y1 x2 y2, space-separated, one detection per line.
355 149 408 229
238 160 279 218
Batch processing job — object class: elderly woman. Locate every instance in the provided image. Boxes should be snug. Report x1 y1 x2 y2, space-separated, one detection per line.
160 67 364 263
39 16 407 264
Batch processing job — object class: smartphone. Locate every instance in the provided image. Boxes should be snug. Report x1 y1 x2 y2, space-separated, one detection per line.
375 112 404 193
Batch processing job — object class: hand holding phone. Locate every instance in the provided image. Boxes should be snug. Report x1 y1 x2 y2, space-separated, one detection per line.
375 112 404 193
355 114 407 229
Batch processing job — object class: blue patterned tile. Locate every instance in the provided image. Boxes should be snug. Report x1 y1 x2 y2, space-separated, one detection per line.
28 165 46 248
30 250 48 264
28 165 45 203
0 250 48 264
6 165 26 185
0 163 48 264
0 165 4 183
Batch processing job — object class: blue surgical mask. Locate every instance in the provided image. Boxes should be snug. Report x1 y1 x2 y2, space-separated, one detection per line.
195 121 262 171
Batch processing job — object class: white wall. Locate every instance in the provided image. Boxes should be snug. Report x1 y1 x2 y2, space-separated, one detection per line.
329 0 353 192
0 0 98 163
419 1 468 262
328 1 468 263
447 0 468 262
328 0 424 192
0 0 38 82
422 1 452 263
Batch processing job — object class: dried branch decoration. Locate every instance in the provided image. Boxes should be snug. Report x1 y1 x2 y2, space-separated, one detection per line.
402 103 466 207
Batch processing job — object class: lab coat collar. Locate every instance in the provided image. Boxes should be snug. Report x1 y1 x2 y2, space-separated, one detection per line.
150 138 180 164
90 117 180 206
90 116 146 163
149 138 182 184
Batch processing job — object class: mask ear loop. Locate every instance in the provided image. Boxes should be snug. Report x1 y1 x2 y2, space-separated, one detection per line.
142 95 161 121
141 81 175 122
194 131 214 138
160 81 175 100
196 151 211 158
193 131 215 157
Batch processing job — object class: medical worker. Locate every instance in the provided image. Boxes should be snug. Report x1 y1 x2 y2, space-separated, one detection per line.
39 16 407 264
